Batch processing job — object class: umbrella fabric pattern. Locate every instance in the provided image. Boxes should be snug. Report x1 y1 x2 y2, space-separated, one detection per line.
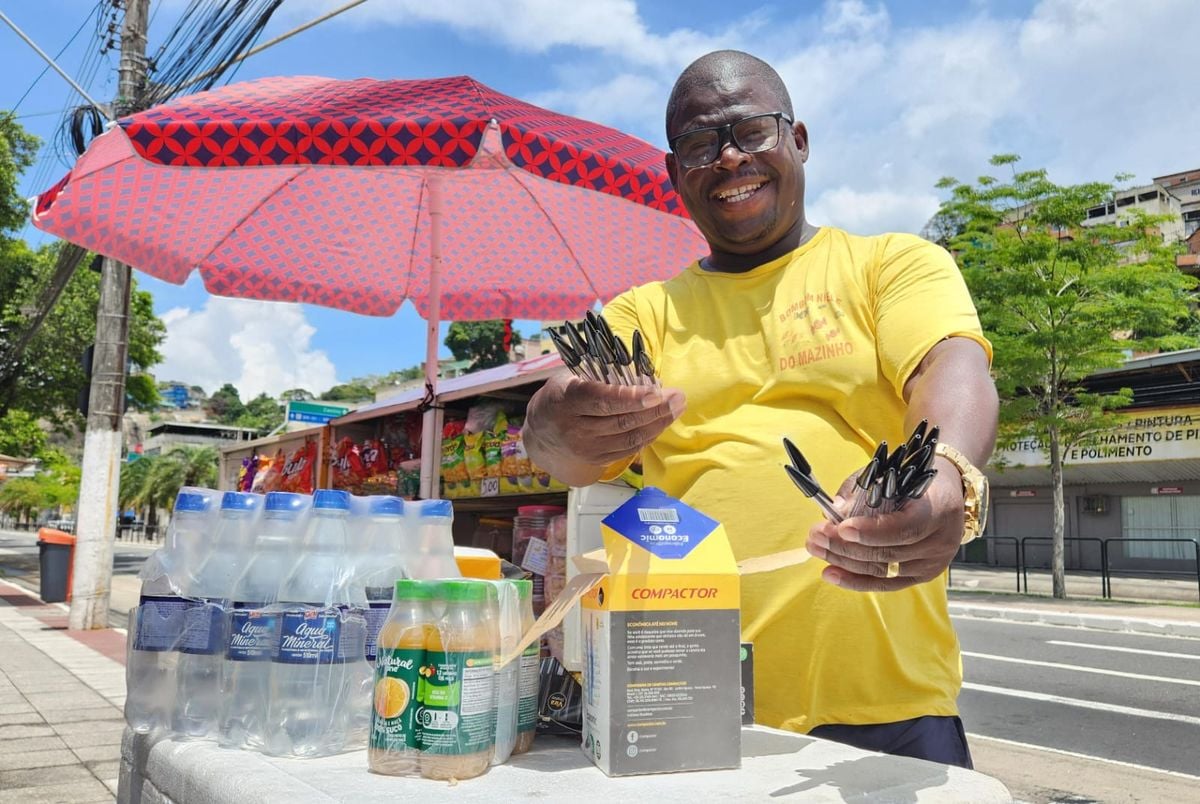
32 75 704 320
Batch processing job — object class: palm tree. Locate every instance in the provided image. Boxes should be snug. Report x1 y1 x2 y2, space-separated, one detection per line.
123 446 219 535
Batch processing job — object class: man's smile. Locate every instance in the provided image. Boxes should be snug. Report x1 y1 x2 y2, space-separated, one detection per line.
712 178 769 204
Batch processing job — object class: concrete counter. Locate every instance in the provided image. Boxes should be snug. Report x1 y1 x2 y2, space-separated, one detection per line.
119 725 1010 802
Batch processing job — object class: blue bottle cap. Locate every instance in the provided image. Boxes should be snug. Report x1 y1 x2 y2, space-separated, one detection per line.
265 491 306 513
370 496 403 516
220 491 257 511
175 492 207 512
313 489 351 511
416 499 453 519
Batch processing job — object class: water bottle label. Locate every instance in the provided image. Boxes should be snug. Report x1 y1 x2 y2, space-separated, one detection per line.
274 606 366 664
370 647 424 752
227 603 278 662
178 597 228 655
517 645 540 732
363 600 391 663
133 594 192 652
416 650 496 755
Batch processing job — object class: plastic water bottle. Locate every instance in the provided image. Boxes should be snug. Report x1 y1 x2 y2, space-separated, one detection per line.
405 499 460 579
125 491 213 734
218 492 310 750
173 491 261 739
354 496 409 665
265 490 370 758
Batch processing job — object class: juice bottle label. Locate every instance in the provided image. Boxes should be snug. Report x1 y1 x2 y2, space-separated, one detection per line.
370 647 424 751
274 607 359 664
517 644 540 732
178 598 227 655
227 602 278 662
417 649 496 755
133 594 192 652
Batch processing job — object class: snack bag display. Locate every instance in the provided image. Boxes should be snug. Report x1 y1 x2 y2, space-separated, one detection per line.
499 419 532 494
254 449 284 493
278 441 316 494
482 413 506 480
440 421 469 498
331 437 367 493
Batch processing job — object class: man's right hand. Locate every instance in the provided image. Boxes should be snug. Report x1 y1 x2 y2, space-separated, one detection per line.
522 373 686 487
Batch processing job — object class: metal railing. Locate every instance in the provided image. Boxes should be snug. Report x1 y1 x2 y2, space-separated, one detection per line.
1103 538 1200 602
1020 536 1107 596
952 536 1021 592
952 535 1200 602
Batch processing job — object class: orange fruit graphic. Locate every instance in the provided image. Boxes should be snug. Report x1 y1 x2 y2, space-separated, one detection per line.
374 677 410 719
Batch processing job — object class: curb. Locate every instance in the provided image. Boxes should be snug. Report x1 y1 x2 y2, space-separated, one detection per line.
949 602 1200 639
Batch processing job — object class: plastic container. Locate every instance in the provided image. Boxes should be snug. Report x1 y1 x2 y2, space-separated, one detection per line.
471 516 512 554
512 505 564 615
512 579 538 755
369 579 437 776
420 580 498 781
36 528 75 603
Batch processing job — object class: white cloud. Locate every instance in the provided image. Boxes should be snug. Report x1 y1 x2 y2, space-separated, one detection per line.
821 0 889 38
809 186 942 236
157 298 338 400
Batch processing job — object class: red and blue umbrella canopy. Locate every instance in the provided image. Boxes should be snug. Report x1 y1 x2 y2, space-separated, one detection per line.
32 74 704 319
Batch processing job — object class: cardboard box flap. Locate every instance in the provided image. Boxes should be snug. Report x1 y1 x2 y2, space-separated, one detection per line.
600 486 737 574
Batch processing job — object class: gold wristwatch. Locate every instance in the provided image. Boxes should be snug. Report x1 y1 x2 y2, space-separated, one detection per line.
934 443 990 544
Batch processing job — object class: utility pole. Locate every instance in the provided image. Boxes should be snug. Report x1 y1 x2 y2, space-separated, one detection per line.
69 0 151 630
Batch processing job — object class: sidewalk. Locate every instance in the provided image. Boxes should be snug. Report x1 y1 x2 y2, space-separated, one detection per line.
948 565 1200 638
0 580 126 803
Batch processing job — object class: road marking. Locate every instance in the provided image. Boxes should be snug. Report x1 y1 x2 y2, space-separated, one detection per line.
952 613 1200 642
962 681 1200 726
1046 639 1200 661
962 651 1200 687
966 732 1200 782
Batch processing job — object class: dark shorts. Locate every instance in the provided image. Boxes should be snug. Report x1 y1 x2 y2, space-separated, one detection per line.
809 715 973 769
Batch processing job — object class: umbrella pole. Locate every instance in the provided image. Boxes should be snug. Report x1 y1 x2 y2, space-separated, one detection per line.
419 178 444 499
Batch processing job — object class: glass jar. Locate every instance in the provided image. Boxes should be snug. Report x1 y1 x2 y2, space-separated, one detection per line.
512 505 565 615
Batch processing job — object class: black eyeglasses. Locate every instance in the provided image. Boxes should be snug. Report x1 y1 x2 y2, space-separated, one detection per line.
669 112 793 169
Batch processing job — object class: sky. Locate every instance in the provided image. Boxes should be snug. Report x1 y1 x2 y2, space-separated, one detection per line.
2 0 1197 399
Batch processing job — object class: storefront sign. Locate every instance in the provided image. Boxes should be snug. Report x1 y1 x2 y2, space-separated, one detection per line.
995 406 1200 468
1008 490 1037 497
1151 486 1184 495
286 401 350 424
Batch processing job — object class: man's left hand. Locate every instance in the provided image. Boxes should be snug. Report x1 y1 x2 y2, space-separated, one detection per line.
804 456 965 591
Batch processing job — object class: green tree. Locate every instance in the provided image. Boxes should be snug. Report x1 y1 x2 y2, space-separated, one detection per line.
0 409 47 457
0 113 39 233
121 446 219 533
320 382 373 402
206 383 245 422
0 452 78 527
937 155 1198 598
280 388 314 401
0 241 165 425
236 393 283 432
445 320 521 370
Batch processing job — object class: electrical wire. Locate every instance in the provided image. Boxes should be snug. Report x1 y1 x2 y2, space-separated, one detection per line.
9 1 104 114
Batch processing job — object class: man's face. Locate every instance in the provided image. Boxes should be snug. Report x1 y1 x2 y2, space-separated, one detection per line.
666 73 808 258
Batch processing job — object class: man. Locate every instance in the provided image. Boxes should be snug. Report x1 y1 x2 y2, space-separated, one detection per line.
523 50 997 768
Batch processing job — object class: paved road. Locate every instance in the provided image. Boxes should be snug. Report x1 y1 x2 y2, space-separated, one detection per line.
0 527 154 629
955 613 1200 803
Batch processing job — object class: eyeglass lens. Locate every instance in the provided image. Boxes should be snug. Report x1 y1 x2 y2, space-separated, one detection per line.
674 114 785 168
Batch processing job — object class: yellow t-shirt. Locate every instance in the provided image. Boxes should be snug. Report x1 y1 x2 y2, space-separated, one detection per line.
602 226 992 732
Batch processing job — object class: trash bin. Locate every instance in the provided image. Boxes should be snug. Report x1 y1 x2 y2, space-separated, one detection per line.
37 528 76 603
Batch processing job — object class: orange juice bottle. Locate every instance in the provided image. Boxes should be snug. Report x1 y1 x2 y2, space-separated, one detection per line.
419 580 498 781
512 579 538 755
368 580 434 776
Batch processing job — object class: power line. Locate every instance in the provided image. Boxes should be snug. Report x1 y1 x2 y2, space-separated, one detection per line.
0 9 113 121
8 2 104 114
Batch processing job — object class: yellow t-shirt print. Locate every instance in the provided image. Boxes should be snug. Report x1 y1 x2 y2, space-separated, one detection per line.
603 226 991 733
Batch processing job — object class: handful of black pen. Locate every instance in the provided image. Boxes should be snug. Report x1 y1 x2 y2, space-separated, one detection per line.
548 311 658 387
782 420 940 524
